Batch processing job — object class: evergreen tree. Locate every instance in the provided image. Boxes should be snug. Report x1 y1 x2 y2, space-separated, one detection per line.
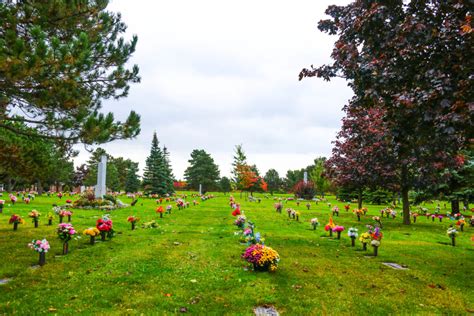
124 162 141 193
184 149 220 192
264 169 281 195
162 146 175 194
0 1 141 149
142 133 174 195
219 177 232 195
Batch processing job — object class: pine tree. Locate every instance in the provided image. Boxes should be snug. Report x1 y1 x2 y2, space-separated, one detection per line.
124 162 141 193
142 133 174 195
162 146 175 194
184 149 220 192
231 144 247 188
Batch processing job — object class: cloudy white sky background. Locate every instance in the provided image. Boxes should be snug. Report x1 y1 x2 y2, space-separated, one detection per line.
73 0 353 179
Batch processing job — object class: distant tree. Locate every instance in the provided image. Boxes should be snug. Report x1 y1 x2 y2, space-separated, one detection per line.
142 133 174 195
184 149 220 192
283 169 304 192
73 164 89 188
162 146 175 194
219 177 232 195
231 144 248 189
264 169 281 195
310 157 329 197
124 162 141 193
236 164 268 196
0 0 141 149
293 180 316 200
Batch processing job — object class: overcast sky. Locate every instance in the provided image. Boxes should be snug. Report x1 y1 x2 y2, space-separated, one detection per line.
73 0 353 179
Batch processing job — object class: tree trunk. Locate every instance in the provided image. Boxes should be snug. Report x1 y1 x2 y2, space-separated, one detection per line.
357 190 363 210
401 165 411 225
451 199 459 214
401 187 411 225
37 180 43 195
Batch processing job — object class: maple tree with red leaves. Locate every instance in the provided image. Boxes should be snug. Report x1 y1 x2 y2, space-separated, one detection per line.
301 1 473 224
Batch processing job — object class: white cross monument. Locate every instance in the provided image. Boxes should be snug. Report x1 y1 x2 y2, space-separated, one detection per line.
95 155 107 198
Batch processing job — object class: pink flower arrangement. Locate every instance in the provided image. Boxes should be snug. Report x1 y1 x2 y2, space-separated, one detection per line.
24 197 30 204
57 223 77 242
332 225 345 233
28 239 50 253
66 199 72 204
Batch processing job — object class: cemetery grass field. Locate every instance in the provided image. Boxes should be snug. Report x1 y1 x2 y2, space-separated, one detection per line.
0 193 473 315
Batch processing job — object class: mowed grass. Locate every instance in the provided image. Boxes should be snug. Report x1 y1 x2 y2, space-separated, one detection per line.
0 192 473 315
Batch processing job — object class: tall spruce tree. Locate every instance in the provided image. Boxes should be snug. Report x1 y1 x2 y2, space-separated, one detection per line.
184 149 220 192
124 162 141 193
143 133 174 195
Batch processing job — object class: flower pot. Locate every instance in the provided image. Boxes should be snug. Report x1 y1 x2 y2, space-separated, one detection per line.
68 215 71 222
413 216 417 223
373 246 378 257
460 224 464 232
0 205 3 213
296 215 299 221
59 216 63 223
451 237 455 247
160 213 163 218
351 237 355 247
100 231 106 241
357 215 360 221
34 220 38 228
313 225 316 230
13 222 18 231
63 242 69 255
337 231 341 239
432 217 435 222
131 222 135 230
329 230 333 237
90 236 95 245
39 252 46 266
362 242 367 251
48 219 52 225
439 218 442 222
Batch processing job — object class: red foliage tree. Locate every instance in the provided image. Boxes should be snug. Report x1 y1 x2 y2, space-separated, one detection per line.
301 2 472 224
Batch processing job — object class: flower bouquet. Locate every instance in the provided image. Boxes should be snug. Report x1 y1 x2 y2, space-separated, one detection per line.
10 194 17 205
411 212 418 223
447 226 458 246
324 218 336 237
57 223 77 254
9 214 25 230
348 227 358 247
332 225 345 239
242 244 280 272
28 210 41 228
83 227 100 244
57 192 63 199
306 203 311 210
431 214 436 222
368 226 383 256
372 216 383 228
274 203 283 213
310 218 319 230
28 239 50 266
359 232 371 250
390 210 397 219
332 206 339 217
234 215 246 229
156 206 164 218
354 209 364 221
166 205 172 214
362 207 368 215
127 216 140 230
231 207 241 216
176 199 185 210
344 204 350 212
24 197 30 204
286 208 293 218
96 215 114 241
437 215 443 222
456 218 466 231
142 220 159 229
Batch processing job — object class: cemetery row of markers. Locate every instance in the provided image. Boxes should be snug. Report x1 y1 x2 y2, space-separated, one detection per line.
272 198 472 252
0 193 214 267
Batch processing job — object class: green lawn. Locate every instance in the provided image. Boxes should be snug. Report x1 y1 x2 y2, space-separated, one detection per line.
0 193 472 315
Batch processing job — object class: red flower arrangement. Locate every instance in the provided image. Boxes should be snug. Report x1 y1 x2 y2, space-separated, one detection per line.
232 208 241 217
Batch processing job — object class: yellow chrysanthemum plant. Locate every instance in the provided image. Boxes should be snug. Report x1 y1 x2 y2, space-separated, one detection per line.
83 227 101 245
242 244 280 272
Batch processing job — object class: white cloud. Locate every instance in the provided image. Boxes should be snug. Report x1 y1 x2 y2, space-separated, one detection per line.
73 0 353 179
